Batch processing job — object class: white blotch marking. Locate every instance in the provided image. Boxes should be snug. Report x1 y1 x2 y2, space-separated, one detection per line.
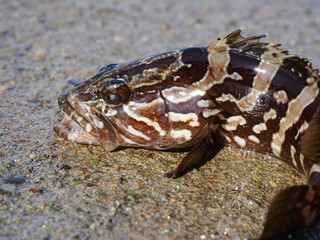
123 104 166 136
195 38 231 90
307 77 316 84
248 135 260 144
203 109 221 118
290 145 298 168
131 78 161 89
97 121 104 129
253 123 267 134
67 134 76 142
76 116 83 122
161 86 205 104
127 125 151 140
173 76 181 81
217 61 278 111
131 51 186 89
273 90 288 104
234 136 246 148
300 154 306 174
222 115 246 131
192 42 243 91
69 111 76 118
271 142 281 158
309 164 320 176
98 103 106 112
295 121 309 140
105 109 118 117
170 129 192 141
196 69 209 87
120 134 138 145
271 80 319 157
92 117 108 133
168 112 199 127
225 135 231 143
228 72 243 80
197 99 213 108
129 98 164 109
160 130 167 137
216 93 236 103
85 123 92 132
263 109 277 122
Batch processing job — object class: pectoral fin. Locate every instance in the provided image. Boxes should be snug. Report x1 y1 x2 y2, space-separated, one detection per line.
164 136 221 179
301 108 320 163
260 185 320 240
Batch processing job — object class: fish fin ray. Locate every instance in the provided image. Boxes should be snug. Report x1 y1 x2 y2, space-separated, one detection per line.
208 29 320 86
302 108 320 162
164 137 221 179
260 185 319 240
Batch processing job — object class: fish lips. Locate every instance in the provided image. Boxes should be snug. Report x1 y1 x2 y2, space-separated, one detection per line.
54 90 120 151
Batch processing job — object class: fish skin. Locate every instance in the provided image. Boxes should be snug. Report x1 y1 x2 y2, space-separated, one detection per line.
54 30 320 239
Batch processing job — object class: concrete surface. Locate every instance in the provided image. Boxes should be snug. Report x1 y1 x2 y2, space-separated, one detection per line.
1 0 320 239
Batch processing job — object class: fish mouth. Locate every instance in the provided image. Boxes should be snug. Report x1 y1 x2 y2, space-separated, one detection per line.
54 114 101 145
54 90 120 151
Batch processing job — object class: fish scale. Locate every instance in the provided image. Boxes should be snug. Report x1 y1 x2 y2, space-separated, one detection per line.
54 29 320 239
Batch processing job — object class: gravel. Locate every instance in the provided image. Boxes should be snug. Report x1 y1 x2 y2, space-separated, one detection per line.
1 0 320 239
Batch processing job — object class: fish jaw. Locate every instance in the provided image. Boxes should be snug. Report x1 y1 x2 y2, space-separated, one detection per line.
54 114 101 145
54 90 120 151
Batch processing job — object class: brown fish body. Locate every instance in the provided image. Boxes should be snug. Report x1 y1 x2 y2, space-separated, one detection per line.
54 30 320 239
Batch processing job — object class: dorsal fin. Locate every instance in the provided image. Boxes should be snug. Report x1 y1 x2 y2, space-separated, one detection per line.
207 29 320 87
224 29 268 56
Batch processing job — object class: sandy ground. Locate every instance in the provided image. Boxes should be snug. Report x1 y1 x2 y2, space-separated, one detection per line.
1 0 320 239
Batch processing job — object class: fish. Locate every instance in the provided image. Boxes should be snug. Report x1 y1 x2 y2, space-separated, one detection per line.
54 29 320 239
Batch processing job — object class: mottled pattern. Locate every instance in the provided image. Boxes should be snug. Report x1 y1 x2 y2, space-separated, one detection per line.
54 30 320 239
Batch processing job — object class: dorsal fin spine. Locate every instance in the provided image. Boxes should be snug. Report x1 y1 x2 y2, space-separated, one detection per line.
207 29 320 90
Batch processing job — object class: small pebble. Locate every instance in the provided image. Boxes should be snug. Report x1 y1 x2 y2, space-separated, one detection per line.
35 49 47 58
3 175 27 185
0 85 9 94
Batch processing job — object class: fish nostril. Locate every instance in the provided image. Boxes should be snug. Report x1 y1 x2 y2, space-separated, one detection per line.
58 93 67 105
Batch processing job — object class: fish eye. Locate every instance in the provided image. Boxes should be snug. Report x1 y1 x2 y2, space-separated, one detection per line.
106 93 122 104
101 78 131 106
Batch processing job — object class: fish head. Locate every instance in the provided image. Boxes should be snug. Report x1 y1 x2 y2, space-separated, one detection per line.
55 50 218 151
